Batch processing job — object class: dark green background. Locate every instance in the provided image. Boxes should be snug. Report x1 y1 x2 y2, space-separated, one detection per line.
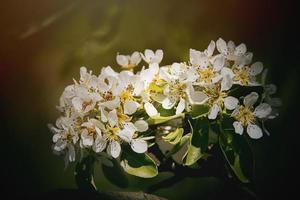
0 0 298 199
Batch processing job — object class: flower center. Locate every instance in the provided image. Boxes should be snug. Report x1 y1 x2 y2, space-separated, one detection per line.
205 85 227 107
233 67 250 85
102 91 114 101
170 81 187 97
234 105 255 126
104 125 120 141
198 67 215 83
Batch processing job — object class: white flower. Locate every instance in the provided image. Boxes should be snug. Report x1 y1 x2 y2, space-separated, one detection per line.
158 63 207 114
116 51 141 69
48 116 78 162
141 49 163 64
80 118 103 148
72 85 101 114
118 120 149 153
216 38 252 66
232 62 264 86
190 40 215 69
231 92 272 139
205 85 239 120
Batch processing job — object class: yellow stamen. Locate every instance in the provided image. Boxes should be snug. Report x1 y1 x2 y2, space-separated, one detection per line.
234 105 255 126
233 67 250 85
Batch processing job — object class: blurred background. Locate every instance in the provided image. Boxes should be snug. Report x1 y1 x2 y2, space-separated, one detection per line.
0 0 298 199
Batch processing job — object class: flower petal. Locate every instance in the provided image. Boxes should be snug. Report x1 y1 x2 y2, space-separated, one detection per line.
116 55 128 67
108 109 118 127
54 140 67 151
67 144 76 162
93 136 107 153
234 43 247 56
247 124 263 139
243 92 259 107
118 129 133 143
107 140 121 158
249 62 263 76
176 98 186 114
131 51 141 65
213 55 225 71
144 102 158 117
233 121 244 135
208 104 219 119
134 120 149 132
162 97 177 109
124 100 140 115
216 38 228 55
253 103 272 118
221 74 233 91
188 90 208 105
224 96 239 110
206 40 215 56
131 139 148 153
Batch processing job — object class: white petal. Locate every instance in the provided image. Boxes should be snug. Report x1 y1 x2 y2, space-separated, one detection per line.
134 120 149 132
221 74 233 91
189 49 201 66
118 129 133 143
54 140 67 151
212 74 222 84
144 49 154 62
123 122 137 134
188 90 208 105
102 97 120 110
116 55 128 67
224 96 239 110
162 97 177 109
176 98 186 114
253 103 272 118
208 104 219 119
233 121 244 135
124 100 140 115
133 80 144 96
221 67 235 78
72 97 83 112
249 62 263 76
67 144 76 162
130 51 141 65
213 55 225 71
243 92 259 107
144 102 158 117
107 140 121 158
131 139 148 153
206 40 215 56
216 38 228 55
234 43 247 56
81 132 94 147
247 124 263 139
100 107 108 123
93 136 107 153
108 109 118 127
154 49 163 63
53 133 61 143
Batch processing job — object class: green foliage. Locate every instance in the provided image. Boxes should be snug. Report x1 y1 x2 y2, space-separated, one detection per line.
165 133 191 157
219 127 253 183
162 128 184 145
189 104 210 119
120 146 158 178
102 158 129 188
147 113 185 125
75 155 97 191
183 118 209 166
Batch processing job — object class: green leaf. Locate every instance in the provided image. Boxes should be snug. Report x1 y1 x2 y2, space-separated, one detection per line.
189 104 210 119
146 113 184 125
183 118 209 166
165 133 191 157
75 155 97 191
102 158 129 188
120 146 158 178
219 128 253 183
162 128 183 145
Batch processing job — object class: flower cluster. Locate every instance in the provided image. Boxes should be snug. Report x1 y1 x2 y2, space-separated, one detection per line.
49 38 280 169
